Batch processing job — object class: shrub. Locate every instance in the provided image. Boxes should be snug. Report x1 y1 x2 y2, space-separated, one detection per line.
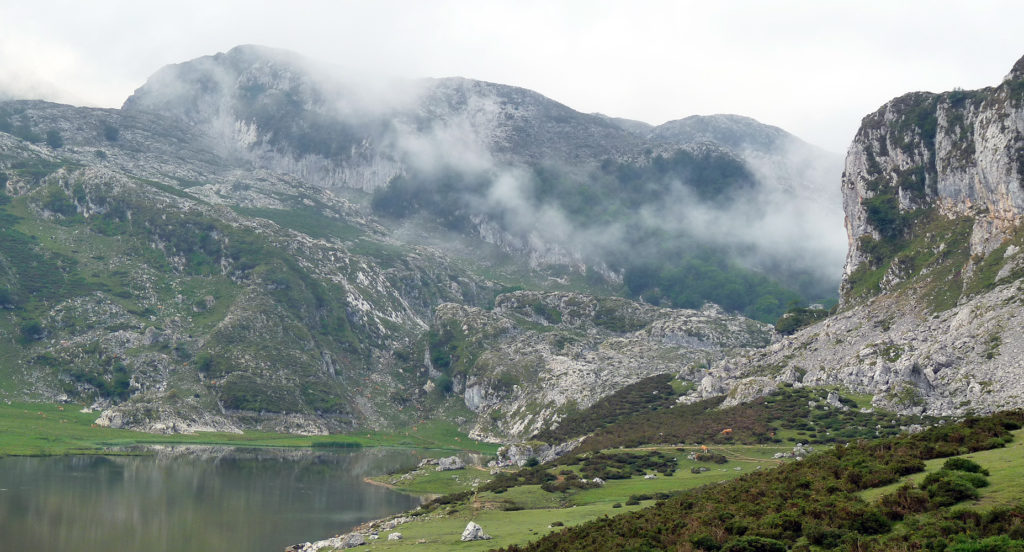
847 507 892 535
923 470 982 507
879 483 931 520
720 536 787 552
102 123 119 141
19 319 45 343
690 534 721 551
45 129 63 149
943 457 989 475
804 523 847 548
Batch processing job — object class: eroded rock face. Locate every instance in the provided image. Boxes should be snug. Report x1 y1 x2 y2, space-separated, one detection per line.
435 456 465 471
427 291 773 442
494 438 584 467
690 277 1024 417
691 54 1024 419
841 55 1024 295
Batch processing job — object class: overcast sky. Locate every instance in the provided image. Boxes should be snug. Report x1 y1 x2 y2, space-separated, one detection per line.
1 0 1022 152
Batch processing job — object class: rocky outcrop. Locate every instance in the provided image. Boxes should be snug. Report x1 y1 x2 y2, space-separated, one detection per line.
461 521 491 541
689 54 1024 419
435 456 465 471
287 532 365 552
426 291 773 442
842 55 1024 296
493 438 584 467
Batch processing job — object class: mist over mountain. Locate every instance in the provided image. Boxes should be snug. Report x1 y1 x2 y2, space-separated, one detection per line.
123 45 846 320
0 44 846 436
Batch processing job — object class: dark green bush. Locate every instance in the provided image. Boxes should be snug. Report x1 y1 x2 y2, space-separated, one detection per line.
19 319 45 342
720 536 787 552
45 129 63 149
879 483 931 520
690 534 721 551
943 457 989 475
923 470 982 507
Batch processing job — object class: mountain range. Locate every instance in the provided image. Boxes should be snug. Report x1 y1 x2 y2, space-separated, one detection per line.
0 44 925 441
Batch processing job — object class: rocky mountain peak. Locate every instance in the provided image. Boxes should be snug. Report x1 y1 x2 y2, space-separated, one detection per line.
1006 53 1024 83
650 114 798 154
688 53 1024 422
840 54 1024 303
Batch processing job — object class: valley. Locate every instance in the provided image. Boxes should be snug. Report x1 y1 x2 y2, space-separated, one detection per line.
1 39 1024 552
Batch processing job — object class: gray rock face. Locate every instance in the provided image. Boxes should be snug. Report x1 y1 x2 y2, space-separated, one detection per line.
461 521 491 542
691 276 1024 418
431 291 773 442
435 456 465 471
339 533 366 548
841 56 1024 293
495 438 584 467
686 55 1024 419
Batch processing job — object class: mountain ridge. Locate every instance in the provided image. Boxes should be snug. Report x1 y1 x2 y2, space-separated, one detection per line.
0 45 845 440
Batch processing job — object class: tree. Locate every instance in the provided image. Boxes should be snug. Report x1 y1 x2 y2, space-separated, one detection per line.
102 123 120 142
45 129 64 149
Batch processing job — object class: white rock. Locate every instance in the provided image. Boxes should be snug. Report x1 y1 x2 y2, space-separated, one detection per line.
461 521 491 541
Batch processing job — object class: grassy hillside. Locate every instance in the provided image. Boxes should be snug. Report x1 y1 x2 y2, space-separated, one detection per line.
496 412 1024 552
307 386 973 551
357 442 790 551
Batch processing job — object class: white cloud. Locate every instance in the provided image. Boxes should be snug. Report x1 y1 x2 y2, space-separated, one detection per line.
1 0 1022 151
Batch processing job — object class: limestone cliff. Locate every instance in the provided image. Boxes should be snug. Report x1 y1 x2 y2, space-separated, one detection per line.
842 56 1024 299
687 54 1024 418
424 291 772 442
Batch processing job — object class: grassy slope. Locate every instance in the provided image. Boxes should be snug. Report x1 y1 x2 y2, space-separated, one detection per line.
489 412 1024 552
295 384 958 551
0 401 498 456
860 428 1024 509
360 443 791 549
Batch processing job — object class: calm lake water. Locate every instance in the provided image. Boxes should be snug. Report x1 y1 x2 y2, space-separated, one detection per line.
0 446 432 552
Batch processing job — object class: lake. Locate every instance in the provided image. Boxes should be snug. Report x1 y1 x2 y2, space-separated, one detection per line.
0 446 433 551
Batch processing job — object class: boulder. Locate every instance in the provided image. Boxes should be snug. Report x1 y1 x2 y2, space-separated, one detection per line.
339 533 366 548
436 456 465 471
461 521 491 541
387 533 402 541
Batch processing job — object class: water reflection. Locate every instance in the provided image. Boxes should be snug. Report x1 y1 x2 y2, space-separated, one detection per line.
0 447 428 552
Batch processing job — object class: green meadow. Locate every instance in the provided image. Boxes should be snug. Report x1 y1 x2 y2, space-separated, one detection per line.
361 443 794 549
0 400 498 456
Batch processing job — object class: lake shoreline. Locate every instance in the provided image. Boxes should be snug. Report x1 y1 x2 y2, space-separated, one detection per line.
0 400 499 458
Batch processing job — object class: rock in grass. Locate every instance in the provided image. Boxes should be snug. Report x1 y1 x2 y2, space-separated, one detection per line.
461 521 491 541
436 456 466 471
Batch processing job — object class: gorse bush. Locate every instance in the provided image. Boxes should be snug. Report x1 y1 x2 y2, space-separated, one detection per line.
497 411 1024 552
